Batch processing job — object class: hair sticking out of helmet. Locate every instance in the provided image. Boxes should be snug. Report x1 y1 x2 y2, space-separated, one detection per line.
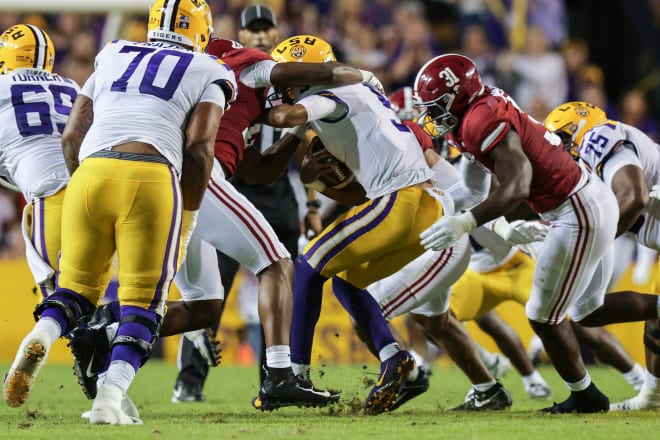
413 53 484 137
271 35 336 63
544 101 607 159
0 24 55 74
147 0 213 52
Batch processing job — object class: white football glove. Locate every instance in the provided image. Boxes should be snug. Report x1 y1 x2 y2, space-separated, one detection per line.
420 211 476 251
359 69 385 95
178 210 198 270
650 184 660 200
503 220 549 245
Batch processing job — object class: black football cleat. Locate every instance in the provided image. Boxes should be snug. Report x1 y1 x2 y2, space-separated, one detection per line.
541 383 609 414
251 367 340 411
453 382 513 411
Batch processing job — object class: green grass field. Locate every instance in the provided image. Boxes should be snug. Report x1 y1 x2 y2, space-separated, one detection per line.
1 360 658 439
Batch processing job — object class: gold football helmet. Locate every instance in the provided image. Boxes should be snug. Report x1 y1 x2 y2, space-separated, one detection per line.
544 101 607 158
0 24 55 74
271 35 336 63
147 0 213 52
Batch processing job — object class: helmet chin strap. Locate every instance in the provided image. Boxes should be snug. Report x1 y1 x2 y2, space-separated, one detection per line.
572 119 587 144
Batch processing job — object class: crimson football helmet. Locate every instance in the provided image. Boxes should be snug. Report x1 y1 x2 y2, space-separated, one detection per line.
388 87 419 121
206 38 244 58
413 54 484 136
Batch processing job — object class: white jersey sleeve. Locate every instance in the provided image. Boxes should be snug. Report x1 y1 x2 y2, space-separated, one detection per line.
0 71 79 200
600 146 642 187
579 121 660 193
297 84 434 199
78 40 237 174
239 59 277 88
297 94 341 122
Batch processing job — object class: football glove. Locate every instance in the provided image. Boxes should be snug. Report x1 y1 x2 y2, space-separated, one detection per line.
178 210 198 269
503 220 548 245
420 211 476 251
650 184 660 200
360 69 385 95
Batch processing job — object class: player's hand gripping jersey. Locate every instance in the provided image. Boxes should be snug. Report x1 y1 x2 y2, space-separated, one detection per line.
78 39 236 173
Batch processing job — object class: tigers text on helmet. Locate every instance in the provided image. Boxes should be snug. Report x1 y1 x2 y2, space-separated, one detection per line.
544 101 607 159
413 54 484 137
0 24 55 74
147 0 213 53
270 35 336 63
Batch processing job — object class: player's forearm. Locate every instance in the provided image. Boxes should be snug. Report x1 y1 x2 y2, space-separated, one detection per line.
617 196 647 237
270 62 362 88
235 135 301 184
181 144 213 211
61 95 94 174
267 105 308 128
470 183 528 227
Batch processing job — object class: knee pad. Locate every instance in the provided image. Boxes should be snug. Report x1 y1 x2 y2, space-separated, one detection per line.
110 309 162 367
33 288 95 329
644 319 660 355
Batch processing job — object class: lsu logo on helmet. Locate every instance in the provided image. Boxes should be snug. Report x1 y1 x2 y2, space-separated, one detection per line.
271 35 336 63
147 0 213 52
0 24 55 74
289 44 306 60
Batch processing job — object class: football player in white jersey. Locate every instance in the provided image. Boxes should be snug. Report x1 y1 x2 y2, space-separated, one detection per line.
0 24 78 297
545 101 660 411
4 0 236 425
261 35 459 414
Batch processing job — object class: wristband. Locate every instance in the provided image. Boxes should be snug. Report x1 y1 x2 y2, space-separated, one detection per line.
305 199 322 209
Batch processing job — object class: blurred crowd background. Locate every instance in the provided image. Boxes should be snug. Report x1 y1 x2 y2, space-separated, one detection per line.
1 0 659 257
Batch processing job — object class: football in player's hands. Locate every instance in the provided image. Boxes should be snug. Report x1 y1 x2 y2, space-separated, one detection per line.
309 136 355 189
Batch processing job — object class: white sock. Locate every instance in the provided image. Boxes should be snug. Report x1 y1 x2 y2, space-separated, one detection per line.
265 345 291 368
521 370 545 388
103 360 136 394
646 369 660 390
96 371 107 389
292 363 310 380
473 380 497 392
565 372 591 392
408 349 425 368
378 343 401 362
622 363 645 386
33 317 62 346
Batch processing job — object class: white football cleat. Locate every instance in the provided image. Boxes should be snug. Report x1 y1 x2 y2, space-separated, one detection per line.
487 354 511 379
90 384 142 425
525 382 552 399
3 331 51 407
82 393 139 420
610 383 660 411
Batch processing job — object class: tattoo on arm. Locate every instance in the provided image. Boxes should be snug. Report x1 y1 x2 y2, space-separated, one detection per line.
62 97 94 175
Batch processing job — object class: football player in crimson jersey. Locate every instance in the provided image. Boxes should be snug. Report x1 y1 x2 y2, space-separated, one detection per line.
545 101 660 411
68 36 381 411
414 53 660 413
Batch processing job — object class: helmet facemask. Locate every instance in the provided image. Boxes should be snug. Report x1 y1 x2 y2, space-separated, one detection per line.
416 92 458 137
